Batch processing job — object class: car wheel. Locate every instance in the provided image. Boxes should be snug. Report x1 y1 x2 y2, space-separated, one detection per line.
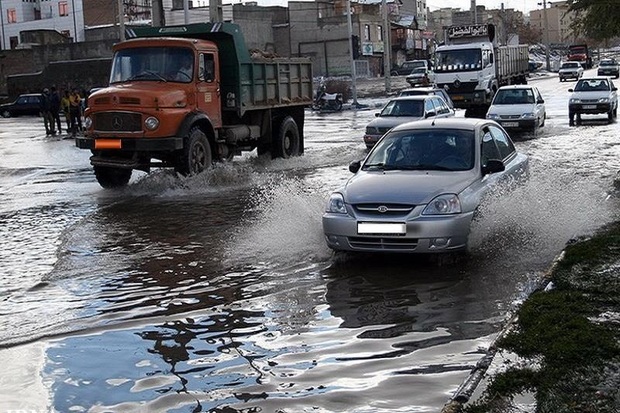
609 108 614 123
1 109 10 118
540 113 546 127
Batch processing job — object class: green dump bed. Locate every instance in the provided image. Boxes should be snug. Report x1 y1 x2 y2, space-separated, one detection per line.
127 22 313 115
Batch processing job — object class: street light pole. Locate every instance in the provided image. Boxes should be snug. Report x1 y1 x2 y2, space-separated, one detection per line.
118 0 126 41
0 0 5 50
382 0 391 93
346 0 358 107
542 0 551 71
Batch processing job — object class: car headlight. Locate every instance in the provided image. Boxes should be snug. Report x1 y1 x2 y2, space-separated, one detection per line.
570 98 581 104
422 194 461 215
487 113 500 120
521 112 535 119
598 97 610 103
83 116 93 129
326 193 347 214
144 116 159 130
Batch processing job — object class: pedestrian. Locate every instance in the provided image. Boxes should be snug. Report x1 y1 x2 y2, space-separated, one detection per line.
50 86 62 134
40 88 55 135
69 89 82 137
61 90 71 132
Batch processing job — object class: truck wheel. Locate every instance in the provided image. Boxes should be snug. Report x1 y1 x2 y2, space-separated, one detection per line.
176 127 212 176
94 166 132 188
274 116 301 158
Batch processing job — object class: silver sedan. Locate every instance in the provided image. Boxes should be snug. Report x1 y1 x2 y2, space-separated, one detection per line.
323 118 529 254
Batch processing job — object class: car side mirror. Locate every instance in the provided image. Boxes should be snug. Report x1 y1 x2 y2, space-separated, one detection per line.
349 160 361 173
425 111 436 118
375 113 380 117
482 159 505 175
537 98 545 104
568 89 574 92
613 87 618 91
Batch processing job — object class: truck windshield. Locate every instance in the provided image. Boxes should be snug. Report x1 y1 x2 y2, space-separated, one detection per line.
435 49 482 73
109 47 194 84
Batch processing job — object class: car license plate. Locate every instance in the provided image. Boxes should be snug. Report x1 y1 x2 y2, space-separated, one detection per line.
583 105 597 109
502 122 519 127
95 139 122 149
357 222 406 235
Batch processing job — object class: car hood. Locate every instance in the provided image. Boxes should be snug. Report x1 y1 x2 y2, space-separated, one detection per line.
342 170 476 205
367 116 424 129
570 91 614 99
559 68 580 72
488 103 536 115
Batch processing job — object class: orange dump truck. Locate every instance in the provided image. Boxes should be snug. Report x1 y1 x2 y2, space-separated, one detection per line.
76 22 313 188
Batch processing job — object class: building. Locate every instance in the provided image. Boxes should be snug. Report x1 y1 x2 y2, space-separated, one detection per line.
0 0 85 49
529 1 577 45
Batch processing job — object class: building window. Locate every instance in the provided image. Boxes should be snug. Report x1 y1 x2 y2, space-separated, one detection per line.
364 24 371 41
377 25 383 42
7 8 17 23
59 1 69 17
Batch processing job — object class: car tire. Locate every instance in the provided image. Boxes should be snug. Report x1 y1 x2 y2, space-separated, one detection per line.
540 113 546 127
1 109 10 118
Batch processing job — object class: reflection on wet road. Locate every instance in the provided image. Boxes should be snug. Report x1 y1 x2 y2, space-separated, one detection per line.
1 74 619 412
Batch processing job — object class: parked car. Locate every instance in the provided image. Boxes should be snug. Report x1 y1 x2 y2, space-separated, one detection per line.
0 93 43 118
363 95 454 149
405 67 435 87
390 60 430 76
323 118 530 254
597 58 620 78
399 86 455 110
558 61 584 82
486 85 546 132
568 76 618 125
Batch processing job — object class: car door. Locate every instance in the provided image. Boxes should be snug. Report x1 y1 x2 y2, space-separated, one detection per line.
533 87 545 122
488 124 528 183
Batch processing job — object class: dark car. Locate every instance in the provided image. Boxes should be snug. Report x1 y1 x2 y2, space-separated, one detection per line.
398 87 455 110
0 93 43 118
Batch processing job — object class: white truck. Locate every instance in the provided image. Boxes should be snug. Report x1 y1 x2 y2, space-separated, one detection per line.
434 24 529 118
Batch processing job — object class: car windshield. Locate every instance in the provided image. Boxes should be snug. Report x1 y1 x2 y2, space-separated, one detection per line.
380 100 424 117
364 129 475 171
575 79 610 91
492 89 535 104
562 63 579 69
109 46 194 84
600 60 616 66
411 68 427 74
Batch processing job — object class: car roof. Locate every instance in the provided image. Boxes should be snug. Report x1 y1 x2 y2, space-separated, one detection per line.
400 87 446 94
497 85 536 91
578 76 613 81
388 95 435 102
389 117 490 133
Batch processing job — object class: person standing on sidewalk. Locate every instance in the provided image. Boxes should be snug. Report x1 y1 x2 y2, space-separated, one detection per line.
69 89 82 137
40 88 55 135
50 86 63 135
61 90 71 132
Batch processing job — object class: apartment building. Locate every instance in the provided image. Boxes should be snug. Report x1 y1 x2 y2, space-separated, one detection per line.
529 1 577 45
0 0 85 49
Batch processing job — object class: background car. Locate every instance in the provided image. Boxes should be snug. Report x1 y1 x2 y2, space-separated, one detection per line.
405 67 435 87
486 85 546 132
323 118 530 254
363 95 454 149
597 58 619 78
390 60 429 76
0 93 43 118
399 86 455 110
558 61 584 82
568 77 618 125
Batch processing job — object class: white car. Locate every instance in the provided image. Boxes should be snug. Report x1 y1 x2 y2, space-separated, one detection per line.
558 61 584 82
568 77 618 126
486 85 546 132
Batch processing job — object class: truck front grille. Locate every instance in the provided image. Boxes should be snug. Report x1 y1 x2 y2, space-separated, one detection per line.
93 112 142 132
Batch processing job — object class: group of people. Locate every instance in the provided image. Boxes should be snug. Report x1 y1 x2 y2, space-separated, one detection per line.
39 87 84 137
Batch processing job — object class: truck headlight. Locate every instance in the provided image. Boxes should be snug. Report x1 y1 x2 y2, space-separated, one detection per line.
144 116 159 130
83 116 92 129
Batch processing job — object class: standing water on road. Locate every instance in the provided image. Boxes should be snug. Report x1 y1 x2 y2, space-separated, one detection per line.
1 74 619 412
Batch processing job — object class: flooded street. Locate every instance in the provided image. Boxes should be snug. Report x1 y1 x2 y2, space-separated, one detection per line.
1 73 619 412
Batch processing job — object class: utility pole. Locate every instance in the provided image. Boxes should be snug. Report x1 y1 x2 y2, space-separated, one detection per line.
184 0 189 24
346 0 358 107
151 0 165 27
118 0 125 41
542 0 551 71
0 0 5 50
382 0 391 93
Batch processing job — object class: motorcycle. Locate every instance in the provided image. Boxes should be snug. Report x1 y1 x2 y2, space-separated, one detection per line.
312 78 344 112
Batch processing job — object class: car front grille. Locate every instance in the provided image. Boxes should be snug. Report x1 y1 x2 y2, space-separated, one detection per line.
354 203 414 217
499 114 521 120
348 236 418 250
93 112 142 132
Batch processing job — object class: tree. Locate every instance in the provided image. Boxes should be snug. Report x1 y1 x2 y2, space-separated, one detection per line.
567 0 620 41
